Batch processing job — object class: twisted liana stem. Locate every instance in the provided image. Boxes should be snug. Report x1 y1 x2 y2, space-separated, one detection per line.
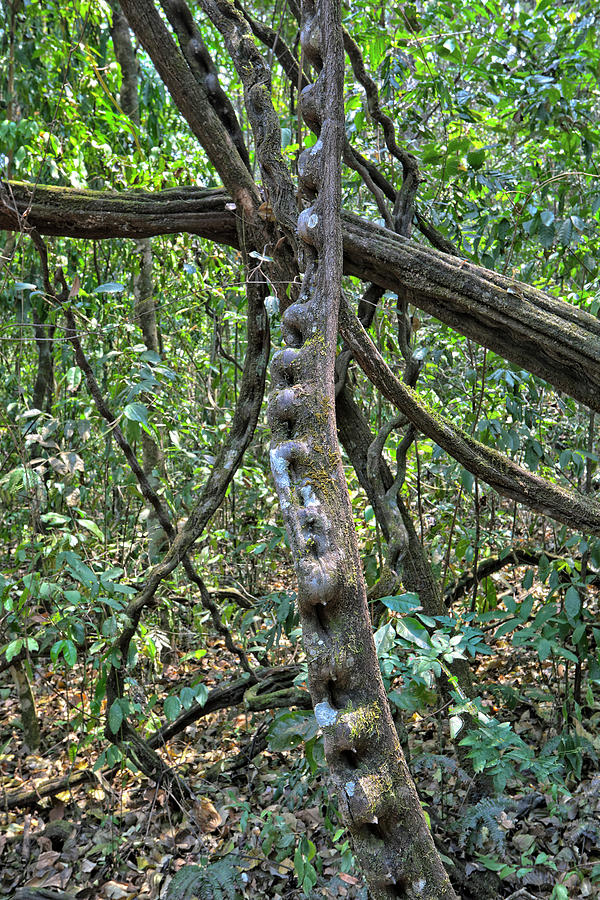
266 0 456 896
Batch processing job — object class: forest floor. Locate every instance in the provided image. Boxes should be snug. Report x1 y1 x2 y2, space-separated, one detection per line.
0 625 599 899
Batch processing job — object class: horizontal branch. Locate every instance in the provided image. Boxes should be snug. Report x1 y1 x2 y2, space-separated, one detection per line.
4 181 600 412
148 664 306 747
0 182 239 243
341 214 600 414
339 296 600 536
445 547 600 604
2 769 96 810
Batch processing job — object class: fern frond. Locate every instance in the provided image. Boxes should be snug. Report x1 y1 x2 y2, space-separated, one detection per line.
166 855 241 900
412 753 470 783
459 796 509 853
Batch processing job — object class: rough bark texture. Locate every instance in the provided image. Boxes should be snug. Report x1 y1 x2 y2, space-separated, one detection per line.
31 313 55 413
4 180 600 413
119 0 259 218
341 212 600 413
0 182 239 242
11 661 41 751
160 0 252 172
267 0 456 895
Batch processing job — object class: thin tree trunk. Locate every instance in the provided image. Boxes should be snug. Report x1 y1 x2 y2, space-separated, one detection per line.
336 383 474 697
31 313 55 412
110 1 166 560
11 661 41 751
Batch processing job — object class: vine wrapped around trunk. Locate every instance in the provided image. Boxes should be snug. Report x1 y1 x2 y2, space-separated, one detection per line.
266 0 456 896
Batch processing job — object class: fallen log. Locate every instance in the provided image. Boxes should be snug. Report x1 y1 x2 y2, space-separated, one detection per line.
2 769 96 811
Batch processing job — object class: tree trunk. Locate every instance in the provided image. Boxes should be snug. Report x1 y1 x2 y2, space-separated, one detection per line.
110 2 166 561
336 383 474 698
31 313 55 412
11 660 41 751
267 0 456 894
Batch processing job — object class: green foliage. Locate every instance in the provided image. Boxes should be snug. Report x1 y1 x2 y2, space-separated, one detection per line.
2 0 600 894
459 796 509 853
165 856 241 900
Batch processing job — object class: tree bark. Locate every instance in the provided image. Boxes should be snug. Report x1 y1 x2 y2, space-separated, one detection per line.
10 660 41 751
267 0 456 894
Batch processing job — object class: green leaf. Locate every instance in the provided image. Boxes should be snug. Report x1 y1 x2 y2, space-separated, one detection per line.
40 512 70 526
123 402 149 424
78 518 104 540
65 366 83 392
108 699 124 734
449 715 464 738
555 646 579 664
477 856 508 872
62 639 77 667
564 585 580 619
5 638 23 662
396 617 431 649
557 218 573 246
94 281 125 293
13 281 38 291
559 449 571 470
460 468 475 492
194 683 209 706
164 695 182 721
467 147 486 169
538 221 555 249
180 687 196 709
536 637 552 661
380 592 420 613
268 710 319 751
59 551 99 589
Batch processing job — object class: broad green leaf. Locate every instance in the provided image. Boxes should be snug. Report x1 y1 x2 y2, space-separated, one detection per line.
180 687 196 709
396 617 431 649
460 468 475 492
5 638 23 662
108 699 124 734
62 639 77 667
380 592 420 614
65 366 83 392
164 695 182 721
123 402 149 424
78 519 104 540
41 512 70 526
564 585 580 619
536 638 552 660
194 683 209 707
467 147 486 169
557 218 572 246
93 281 125 293
449 715 464 738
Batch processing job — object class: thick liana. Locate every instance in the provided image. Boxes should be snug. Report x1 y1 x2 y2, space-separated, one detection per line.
266 0 458 896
